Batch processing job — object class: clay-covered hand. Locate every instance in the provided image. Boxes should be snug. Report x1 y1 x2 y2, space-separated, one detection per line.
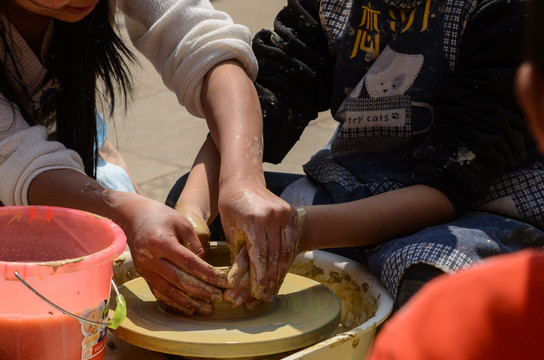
116 194 227 315
174 204 213 258
219 178 305 303
225 207 305 308
223 245 262 309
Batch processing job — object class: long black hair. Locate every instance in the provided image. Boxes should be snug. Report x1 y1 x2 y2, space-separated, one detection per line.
0 0 135 177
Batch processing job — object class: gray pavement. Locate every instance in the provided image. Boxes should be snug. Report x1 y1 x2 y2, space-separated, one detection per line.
110 0 337 203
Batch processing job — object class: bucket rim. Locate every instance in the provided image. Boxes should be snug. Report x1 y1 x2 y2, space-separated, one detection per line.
0 206 127 280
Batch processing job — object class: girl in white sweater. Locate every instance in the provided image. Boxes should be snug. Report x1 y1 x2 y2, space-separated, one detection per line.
0 0 299 315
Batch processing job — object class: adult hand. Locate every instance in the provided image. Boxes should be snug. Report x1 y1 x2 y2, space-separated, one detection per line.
218 180 304 303
27 169 227 316
115 194 228 315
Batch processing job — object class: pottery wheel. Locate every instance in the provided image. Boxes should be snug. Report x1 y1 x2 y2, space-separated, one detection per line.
111 273 341 359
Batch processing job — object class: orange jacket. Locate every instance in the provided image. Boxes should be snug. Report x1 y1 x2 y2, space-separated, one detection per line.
367 249 544 360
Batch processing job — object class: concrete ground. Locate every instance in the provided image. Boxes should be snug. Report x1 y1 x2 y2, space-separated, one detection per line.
109 0 337 203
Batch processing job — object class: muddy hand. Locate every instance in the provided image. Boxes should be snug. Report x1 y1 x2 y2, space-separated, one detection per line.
223 245 262 309
224 203 305 304
224 246 257 308
275 207 306 291
219 180 297 301
175 204 212 258
120 197 227 315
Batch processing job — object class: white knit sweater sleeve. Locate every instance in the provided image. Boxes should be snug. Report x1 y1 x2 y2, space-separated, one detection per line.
116 0 259 118
0 98 85 206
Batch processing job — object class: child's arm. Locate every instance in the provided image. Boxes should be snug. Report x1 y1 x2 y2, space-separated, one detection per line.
224 184 455 308
175 135 219 222
27 169 227 316
298 185 456 252
174 135 220 253
200 60 299 302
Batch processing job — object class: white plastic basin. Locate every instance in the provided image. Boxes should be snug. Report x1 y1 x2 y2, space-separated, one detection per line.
108 244 393 359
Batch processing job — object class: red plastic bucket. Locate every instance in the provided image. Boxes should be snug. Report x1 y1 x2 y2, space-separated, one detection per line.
0 206 126 360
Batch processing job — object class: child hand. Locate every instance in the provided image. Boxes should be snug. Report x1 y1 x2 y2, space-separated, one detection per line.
174 204 212 258
220 182 305 305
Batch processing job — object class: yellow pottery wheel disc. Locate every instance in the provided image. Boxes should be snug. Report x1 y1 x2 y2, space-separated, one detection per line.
111 273 341 359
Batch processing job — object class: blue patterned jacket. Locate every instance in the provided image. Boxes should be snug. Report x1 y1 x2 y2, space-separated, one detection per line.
255 0 544 227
